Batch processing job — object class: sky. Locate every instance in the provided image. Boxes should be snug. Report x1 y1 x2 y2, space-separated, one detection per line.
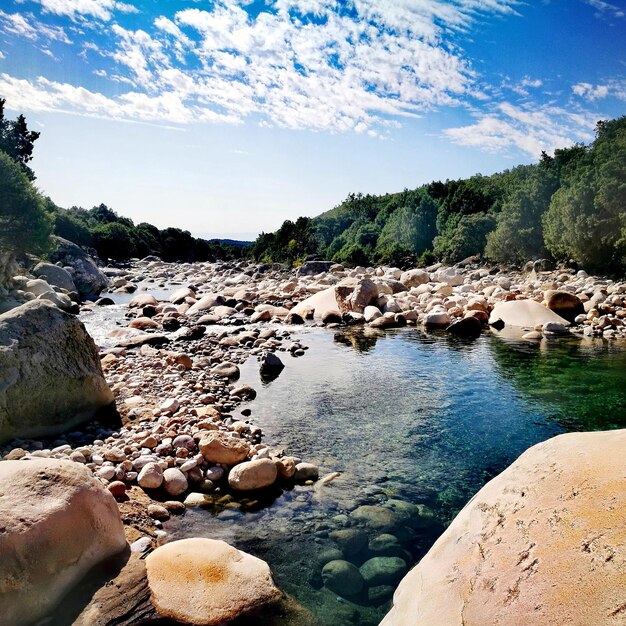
0 0 625 240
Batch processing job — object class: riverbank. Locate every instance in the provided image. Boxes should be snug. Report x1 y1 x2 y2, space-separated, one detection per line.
2 255 626 624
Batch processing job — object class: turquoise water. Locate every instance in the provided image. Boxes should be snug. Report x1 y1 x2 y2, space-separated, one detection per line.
167 328 626 625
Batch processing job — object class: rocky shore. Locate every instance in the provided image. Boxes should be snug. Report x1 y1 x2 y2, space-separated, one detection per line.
2 253 626 624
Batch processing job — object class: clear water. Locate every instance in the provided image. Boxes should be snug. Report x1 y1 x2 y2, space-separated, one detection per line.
165 328 626 625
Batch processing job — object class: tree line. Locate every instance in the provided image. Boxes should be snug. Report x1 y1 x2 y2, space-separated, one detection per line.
250 116 626 274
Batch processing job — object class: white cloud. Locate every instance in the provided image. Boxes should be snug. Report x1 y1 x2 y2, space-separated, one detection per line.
29 0 139 22
443 102 597 157
0 9 72 43
572 81 611 101
582 0 625 19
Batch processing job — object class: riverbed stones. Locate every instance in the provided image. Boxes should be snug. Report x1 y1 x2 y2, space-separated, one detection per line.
199 431 250 465
137 462 164 489
294 462 319 482
210 361 240 380
350 505 403 532
228 458 278 491
260 352 285 377
359 557 407 586
545 290 584 323
329 529 368 557
0 458 127 626
0 300 114 444
382 429 626 626
321 560 364 596
145 538 281 625
162 468 188 496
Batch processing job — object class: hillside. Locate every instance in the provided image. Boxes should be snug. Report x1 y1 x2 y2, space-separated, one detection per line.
250 116 626 274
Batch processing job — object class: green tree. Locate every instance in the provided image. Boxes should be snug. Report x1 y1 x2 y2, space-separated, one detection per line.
0 151 51 254
0 99 40 181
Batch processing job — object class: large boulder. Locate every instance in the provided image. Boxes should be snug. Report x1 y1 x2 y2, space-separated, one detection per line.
489 299 570 328
0 458 127 626
32 262 76 292
49 236 108 297
545 290 585 323
382 429 626 626
296 260 333 276
0 300 114 443
228 459 278 491
400 269 429 288
199 431 250 465
336 279 379 314
291 286 341 321
145 538 281 625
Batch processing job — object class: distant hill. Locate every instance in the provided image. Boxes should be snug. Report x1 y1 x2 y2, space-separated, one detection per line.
207 239 252 247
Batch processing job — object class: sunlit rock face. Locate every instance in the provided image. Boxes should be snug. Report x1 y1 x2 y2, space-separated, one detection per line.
382 429 626 626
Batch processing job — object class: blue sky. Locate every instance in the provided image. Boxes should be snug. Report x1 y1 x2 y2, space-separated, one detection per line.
0 0 624 240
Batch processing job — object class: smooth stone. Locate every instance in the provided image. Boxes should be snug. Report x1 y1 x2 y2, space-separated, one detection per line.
145 538 281 625
199 431 250 466
228 459 278 491
321 560 364 597
360 556 407 586
162 468 188 496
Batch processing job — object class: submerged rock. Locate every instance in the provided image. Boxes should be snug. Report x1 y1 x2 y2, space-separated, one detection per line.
321 560 364 597
382 429 626 626
0 459 127 626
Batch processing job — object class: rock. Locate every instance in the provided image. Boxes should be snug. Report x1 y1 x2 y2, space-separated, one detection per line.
159 398 179 413
545 290 585 323
368 584 394 605
230 385 257 400
424 310 451 327
260 352 285 378
228 459 278 491
33 262 76 292
350 505 403 532
128 294 158 308
317 548 345 566
186 293 226 316
147 504 170 521
297 261 333 276
275 456 297 479
364 305 382 323
330 529 368 557
400 269 429 288
49 236 109 296
0 300 114 444
210 362 240 380
382 429 626 626
162 468 188 496
543 321 569 335
294 462 319 482
24 278 53 297
137 462 164 489
183 492 214 508
107 481 127 497
360 557 407 586
489 299 571 328
199 431 250 465
130 536 153 553
169 287 195 304
368 534 404 558
129 317 159 330
0 459 126 626
145 538 281 624
432 267 463 286
291 286 341 321
336 279 379 313
321 560 364 597
446 316 482 338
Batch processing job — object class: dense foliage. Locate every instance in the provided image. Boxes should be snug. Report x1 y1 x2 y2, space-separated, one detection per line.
251 116 626 274
0 151 52 255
